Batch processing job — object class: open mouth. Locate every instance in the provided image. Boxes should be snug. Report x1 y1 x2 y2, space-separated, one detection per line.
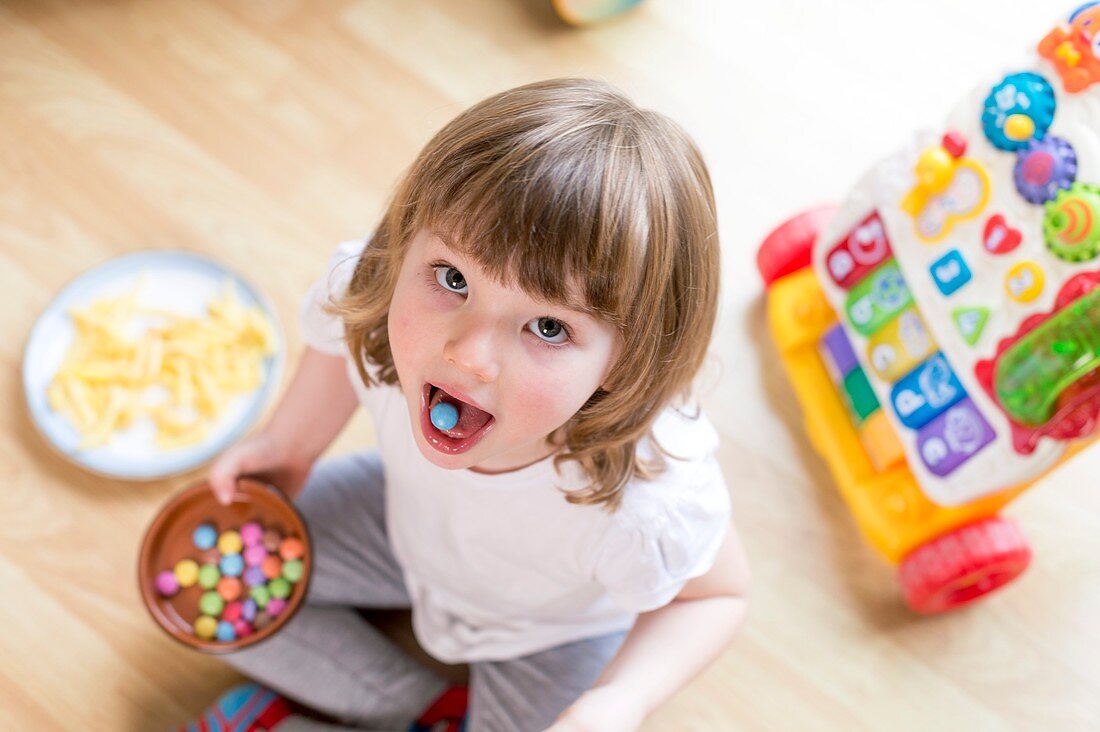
419 383 496 455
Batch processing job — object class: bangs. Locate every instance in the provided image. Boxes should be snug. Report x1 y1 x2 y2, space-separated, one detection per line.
408 116 651 329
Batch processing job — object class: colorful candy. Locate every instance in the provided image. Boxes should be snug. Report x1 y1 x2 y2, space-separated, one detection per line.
220 553 245 578
244 566 267 588
174 559 199 588
244 544 267 567
269 578 291 600
282 559 303 583
155 571 180 597
193 523 218 551
194 615 218 639
261 555 283 580
215 620 237 642
217 530 243 555
250 585 271 609
217 577 243 602
266 597 288 617
198 564 221 590
262 530 281 553
200 591 225 617
223 601 243 623
240 522 263 547
279 537 304 561
153 518 307 645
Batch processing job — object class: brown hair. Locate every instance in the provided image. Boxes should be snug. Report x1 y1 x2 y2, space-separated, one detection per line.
331 78 719 511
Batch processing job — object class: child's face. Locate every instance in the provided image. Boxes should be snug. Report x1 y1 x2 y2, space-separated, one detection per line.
388 229 620 473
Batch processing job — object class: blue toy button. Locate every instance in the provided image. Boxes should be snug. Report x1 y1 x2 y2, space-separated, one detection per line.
929 250 972 296
890 353 966 429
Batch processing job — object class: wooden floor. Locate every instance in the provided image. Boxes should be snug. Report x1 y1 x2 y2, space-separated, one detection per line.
3 1 1098 729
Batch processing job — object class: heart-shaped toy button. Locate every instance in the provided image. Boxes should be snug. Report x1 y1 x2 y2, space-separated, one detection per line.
983 214 1023 254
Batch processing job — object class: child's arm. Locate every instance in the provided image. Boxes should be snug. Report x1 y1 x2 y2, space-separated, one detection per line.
546 523 751 732
208 346 360 503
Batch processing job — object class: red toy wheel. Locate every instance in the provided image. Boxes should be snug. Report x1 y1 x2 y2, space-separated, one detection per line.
756 206 837 288
898 517 1032 614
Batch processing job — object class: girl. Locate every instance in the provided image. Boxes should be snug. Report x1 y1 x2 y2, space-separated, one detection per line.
186 78 750 732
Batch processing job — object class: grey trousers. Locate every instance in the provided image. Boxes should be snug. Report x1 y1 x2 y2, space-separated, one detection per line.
222 451 628 732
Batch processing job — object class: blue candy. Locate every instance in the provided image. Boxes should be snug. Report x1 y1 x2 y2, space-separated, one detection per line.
193 523 218 551
430 401 459 431
220 553 245 578
215 620 237 642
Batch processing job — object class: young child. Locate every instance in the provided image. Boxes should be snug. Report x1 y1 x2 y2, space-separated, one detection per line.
186 78 750 732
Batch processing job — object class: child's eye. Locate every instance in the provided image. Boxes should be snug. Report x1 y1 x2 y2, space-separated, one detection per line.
526 317 571 346
433 265 468 295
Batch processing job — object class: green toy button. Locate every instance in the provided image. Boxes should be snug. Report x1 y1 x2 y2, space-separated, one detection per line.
843 367 880 422
844 259 913 336
1044 183 1100 262
953 307 990 346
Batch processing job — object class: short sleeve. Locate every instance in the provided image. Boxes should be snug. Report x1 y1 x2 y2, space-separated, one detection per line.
299 239 368 356
594 450 732 614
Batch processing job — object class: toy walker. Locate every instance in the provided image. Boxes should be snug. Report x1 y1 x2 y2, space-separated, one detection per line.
758 4 1100 613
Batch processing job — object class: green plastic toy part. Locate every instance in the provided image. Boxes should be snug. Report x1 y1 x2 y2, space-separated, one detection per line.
994 286 1100 426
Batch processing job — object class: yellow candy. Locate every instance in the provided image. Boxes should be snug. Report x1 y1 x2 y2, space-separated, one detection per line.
217 530 243 555
174 559 200 588
1004 114 1035 142
194 615 218 640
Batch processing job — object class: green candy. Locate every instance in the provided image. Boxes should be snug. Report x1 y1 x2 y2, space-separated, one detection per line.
198 564 221 590
282 559 303 583
250 585 271 609
269 578 291 599
199 591 224 617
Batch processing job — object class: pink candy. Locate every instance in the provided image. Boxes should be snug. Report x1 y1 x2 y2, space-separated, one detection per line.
155 570 179 597
240 522 264 547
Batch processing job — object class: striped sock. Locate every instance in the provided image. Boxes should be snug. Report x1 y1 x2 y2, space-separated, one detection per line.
180 683 292 732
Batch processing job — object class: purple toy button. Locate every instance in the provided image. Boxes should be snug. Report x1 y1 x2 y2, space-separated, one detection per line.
916 398 995 477
820 324 860 380
1014 135 1077 205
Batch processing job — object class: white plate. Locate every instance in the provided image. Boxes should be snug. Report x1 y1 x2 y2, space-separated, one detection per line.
22 250 284 481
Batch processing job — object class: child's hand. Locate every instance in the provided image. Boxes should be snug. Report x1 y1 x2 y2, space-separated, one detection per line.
542 684 646 732
207 431 313 506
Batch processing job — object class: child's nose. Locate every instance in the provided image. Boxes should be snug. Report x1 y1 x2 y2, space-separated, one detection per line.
443 324 500 383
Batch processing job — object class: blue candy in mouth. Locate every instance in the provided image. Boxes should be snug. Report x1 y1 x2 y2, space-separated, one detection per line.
430 401 459 430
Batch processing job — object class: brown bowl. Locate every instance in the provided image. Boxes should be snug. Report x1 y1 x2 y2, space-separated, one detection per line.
138 478 312 653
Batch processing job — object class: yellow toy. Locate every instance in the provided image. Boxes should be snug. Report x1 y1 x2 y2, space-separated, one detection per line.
758 6 1100 613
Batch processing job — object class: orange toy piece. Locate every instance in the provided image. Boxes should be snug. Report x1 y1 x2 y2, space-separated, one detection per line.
1039 3 1100 93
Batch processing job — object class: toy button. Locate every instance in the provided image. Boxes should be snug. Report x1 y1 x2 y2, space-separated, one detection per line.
844 259 912 336
889 353 966 429
952 307 990 345
825 212 892 288
843 367 880 422
980 72 1056 151
916 398 996 477
982 214 1023 255
902 137 991 243
1038 4 1100 93
866 308 937 381
857 410 906 472
1004 262 1045 303
819 324 860 381
1014 136 1077 205
929 250 972 296
1043 183 1100 262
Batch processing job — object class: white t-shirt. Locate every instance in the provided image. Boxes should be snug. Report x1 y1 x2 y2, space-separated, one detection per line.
299 239 732 663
